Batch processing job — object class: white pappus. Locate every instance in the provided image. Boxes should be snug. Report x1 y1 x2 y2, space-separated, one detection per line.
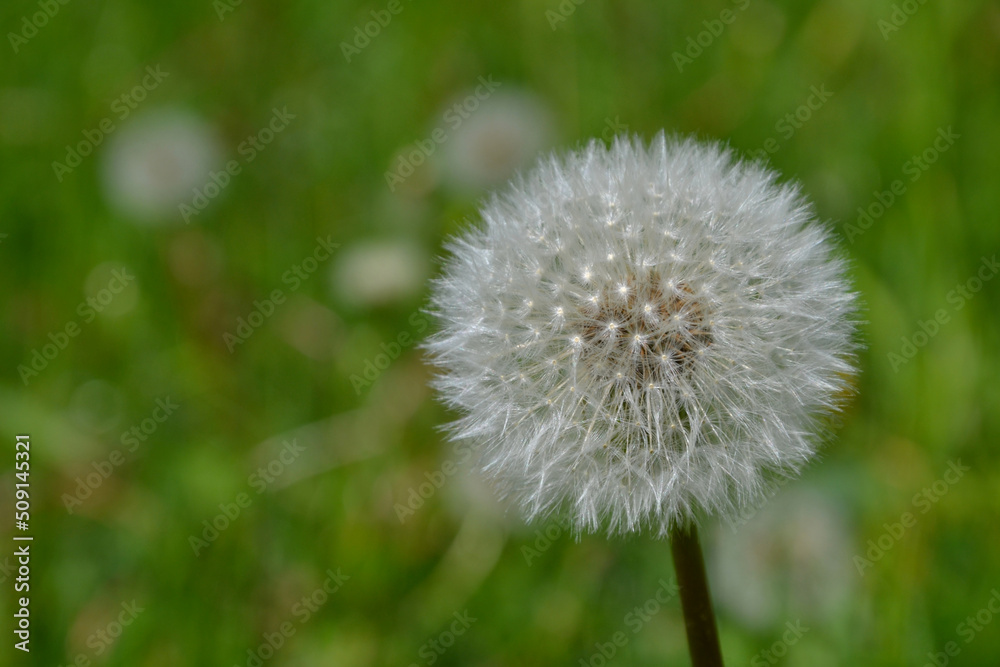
424 133 857 536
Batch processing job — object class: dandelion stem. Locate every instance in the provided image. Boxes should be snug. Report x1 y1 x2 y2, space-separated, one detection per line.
670 523 724 667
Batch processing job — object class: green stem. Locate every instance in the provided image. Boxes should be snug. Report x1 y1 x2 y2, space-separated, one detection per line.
670 523 724 667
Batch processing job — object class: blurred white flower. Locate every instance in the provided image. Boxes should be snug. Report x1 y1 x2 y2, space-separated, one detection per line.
101 107 220 223
425 133 857 535
709 487 855 629
332 240 426 307
439 90 552 191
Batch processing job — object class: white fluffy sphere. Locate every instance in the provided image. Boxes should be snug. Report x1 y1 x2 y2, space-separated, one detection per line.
425 133 857 535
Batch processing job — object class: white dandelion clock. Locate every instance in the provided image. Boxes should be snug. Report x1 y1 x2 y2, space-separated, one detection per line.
439 90 553 191
101 107 221 223
332 240 427 307
425 133 857 536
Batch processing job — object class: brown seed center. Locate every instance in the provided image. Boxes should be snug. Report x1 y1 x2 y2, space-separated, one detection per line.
574 271 712 384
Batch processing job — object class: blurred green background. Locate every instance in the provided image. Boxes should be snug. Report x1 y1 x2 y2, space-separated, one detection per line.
2 0 999 665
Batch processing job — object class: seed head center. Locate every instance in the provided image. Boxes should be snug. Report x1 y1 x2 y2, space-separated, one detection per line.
574 271 712 382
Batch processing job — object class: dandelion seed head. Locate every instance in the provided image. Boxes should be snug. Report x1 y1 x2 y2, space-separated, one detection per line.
425 133 858 535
